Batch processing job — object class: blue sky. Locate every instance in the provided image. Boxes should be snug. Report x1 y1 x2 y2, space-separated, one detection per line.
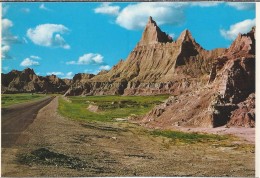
1 2 255 78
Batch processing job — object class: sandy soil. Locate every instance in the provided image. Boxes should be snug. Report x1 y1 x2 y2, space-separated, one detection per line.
1 97 255 177
175 127 255 144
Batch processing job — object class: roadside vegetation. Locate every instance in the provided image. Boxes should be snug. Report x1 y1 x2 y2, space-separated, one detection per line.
58 95 169 122
1 93 47 107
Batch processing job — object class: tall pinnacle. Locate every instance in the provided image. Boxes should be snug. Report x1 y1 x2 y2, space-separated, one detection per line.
148 16 155 24
138 16 173 46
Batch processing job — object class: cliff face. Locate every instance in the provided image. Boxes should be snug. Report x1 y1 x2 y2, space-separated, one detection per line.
1 68 70 94
142 27 255 128
65 17 224 96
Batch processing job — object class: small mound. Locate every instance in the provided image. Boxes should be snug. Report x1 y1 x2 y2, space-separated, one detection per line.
87 104 100 113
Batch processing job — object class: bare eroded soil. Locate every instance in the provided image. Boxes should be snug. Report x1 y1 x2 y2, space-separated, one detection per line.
1 97 255 177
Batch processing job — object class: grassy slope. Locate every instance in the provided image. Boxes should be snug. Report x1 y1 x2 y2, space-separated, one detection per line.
58 95 252 145
58 95 169 122
1 94 48 107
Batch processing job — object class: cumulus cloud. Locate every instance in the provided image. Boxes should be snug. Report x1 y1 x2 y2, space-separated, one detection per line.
227 2 255 10
1 18 22 59
46 71 64 76
97 2 254 31
1 45 11 59
99 65 111 70
46 71 74 79
64 72 74 79
26 24 70 49
66 53 104 65
190 2 223 7
116 3 186 30
20 58 40 67
94 3 120 16
2 19 20 44
220 18 255 40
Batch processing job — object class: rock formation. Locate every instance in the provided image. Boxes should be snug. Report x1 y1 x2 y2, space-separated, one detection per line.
1 68 70 94
64 16 224 96
142 26 255 128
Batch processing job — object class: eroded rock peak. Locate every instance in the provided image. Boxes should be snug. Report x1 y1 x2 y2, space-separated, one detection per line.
138 16 173 46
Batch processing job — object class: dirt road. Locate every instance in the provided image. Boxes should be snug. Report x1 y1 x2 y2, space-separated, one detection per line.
1 96 54 147
1 97 255 176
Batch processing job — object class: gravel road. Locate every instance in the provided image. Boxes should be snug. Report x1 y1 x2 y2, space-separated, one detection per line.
1 96 54 147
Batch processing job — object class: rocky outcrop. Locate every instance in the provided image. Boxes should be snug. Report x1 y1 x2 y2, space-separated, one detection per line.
65 16 224 96
142 27 255 128
227 93 255 127
1 68 70 94
138 16 173 46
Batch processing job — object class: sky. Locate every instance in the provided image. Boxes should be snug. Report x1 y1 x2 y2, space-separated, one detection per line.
1 2 256 79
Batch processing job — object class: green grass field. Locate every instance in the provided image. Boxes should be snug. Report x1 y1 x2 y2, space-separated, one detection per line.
58 95 169 122
1 93 47 107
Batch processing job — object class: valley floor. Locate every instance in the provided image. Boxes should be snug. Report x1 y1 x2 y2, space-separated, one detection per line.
1 97 255 176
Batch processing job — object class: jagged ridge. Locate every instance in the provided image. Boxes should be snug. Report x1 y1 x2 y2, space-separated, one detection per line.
142 26 255 128
64 16 224 96
1 68 70 94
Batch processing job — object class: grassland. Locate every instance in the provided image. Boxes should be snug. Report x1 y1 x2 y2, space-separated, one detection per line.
58 95 232 144
1 93 48 107
58 95 169 122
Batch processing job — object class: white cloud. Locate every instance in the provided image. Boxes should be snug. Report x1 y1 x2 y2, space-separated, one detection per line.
26 24 70 49
64 72 74 79
1 45 11 59
94 3 120 16
2 45 10 54
220 18 255 40
116 3 186 30
227 2 255 10
30 55 41 60
97 2 254 31
46 71 64 76
1 18 22 59
66 53 104 65
2 18 13 32
99 65 111 70
190 2 223 7
39 4 51 11
20 58 40 67
46 71 73 78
